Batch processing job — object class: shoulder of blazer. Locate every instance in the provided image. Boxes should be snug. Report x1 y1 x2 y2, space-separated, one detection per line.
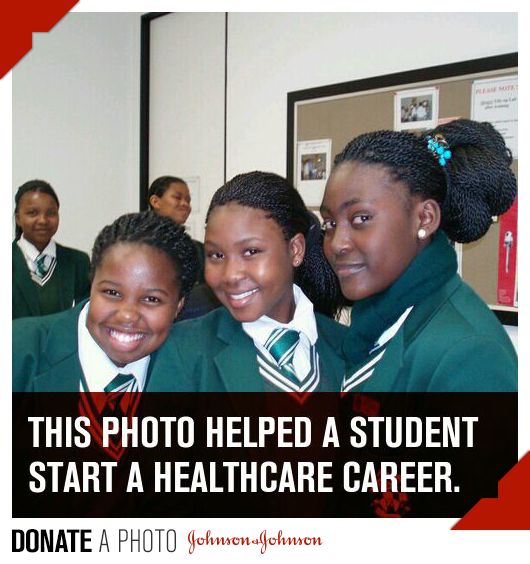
402 275 463 346
12 302 86 391
12 241 41 317
56 243 90 267
15 301 85 364
12 240 28 270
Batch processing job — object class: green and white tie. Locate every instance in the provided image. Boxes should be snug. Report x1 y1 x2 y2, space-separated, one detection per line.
258 328 320 393
32 253 56 286
264 328 300 380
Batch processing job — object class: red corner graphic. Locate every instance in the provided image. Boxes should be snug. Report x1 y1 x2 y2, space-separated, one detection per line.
453 451 530 530
0 1 78 78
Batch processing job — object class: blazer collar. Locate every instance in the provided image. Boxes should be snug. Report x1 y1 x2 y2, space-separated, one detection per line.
354 275 462 393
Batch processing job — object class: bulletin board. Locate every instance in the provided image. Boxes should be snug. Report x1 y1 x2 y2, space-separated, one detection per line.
287 53 518 325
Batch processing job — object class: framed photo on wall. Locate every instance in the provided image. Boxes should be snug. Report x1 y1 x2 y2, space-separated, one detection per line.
394 86 439 131
296 138 332 206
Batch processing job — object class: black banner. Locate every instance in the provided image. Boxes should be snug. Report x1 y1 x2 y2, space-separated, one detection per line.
13 392 517 518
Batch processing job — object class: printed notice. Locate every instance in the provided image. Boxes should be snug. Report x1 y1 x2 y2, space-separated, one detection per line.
471 75 518 158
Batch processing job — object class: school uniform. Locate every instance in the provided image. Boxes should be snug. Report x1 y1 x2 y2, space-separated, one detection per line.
12 238 90 319
12 301 196 517
12 301 182 392
167 286 347 392
341 233 517 393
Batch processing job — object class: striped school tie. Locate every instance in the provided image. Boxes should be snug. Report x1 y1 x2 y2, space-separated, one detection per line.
103 373 138 419
264 328 300 381
79 373 140 460
258 328 320 397
105 373 138 394
32 253 56 286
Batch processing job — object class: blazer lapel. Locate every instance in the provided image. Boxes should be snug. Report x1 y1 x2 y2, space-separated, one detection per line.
214 312 264 392
351 276 462 392
315 336 346 391
354 329 406 392
12 242 41 316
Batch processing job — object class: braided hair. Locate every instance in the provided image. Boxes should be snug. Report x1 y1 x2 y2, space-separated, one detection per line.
206 171 343 317
91 211 198 297
148 175 188 207
333 119 516 243
14 179 60 240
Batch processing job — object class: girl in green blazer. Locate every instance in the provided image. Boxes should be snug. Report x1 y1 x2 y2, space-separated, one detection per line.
13 211 198 393
169 171 347 394
320 119 517 392
13 179 90 319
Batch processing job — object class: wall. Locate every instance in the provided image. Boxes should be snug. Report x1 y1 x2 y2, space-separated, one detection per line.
149 12 517 242
12 12 518 252
12 12 141 253
226 12 517 177
149 12 225 242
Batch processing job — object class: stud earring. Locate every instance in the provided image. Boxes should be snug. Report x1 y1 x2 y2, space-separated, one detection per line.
417 228 427 240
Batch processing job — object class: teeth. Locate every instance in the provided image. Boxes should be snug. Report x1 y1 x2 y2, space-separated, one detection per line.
109 330 144 343
230 289 258 301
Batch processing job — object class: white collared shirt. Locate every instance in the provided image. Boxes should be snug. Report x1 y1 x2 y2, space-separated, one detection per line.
242 285 317 382
77 302 150 392
17 235 57 275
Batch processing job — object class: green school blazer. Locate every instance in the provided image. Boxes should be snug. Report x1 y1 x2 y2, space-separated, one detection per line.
345 275 517 392
165 306 347 392
12 302 186 392
12 241 91 319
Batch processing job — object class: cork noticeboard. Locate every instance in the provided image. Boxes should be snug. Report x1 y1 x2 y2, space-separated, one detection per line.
287 54 518 324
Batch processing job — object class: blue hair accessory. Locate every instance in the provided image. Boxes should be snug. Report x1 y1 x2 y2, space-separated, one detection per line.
426 134 452 167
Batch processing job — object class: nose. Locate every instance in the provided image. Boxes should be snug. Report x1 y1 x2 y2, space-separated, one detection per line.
36 213 49 225
115 301 141 325
325 224 353 258
222 257 245 286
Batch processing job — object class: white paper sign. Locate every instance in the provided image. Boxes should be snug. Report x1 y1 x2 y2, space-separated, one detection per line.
471 76 518 158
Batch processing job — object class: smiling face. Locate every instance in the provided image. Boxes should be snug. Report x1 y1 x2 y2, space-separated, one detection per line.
87 242 184 367
150 182 191 225
321 162 430 302
204 203 304 324
15 191 59 252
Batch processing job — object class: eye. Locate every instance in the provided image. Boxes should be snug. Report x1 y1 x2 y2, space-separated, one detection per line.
352 214 371 225
321 218 336 232
207 251 224 261
102 288 121 298
243 248 261 257
142 295 162 305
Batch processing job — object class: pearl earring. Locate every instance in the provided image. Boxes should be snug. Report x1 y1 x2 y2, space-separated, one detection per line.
417 228 427 240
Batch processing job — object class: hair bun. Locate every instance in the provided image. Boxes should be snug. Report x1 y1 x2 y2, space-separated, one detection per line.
436 120 517 243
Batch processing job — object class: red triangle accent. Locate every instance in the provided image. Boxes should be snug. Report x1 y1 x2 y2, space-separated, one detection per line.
0 1 79 78
453 451 530 530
